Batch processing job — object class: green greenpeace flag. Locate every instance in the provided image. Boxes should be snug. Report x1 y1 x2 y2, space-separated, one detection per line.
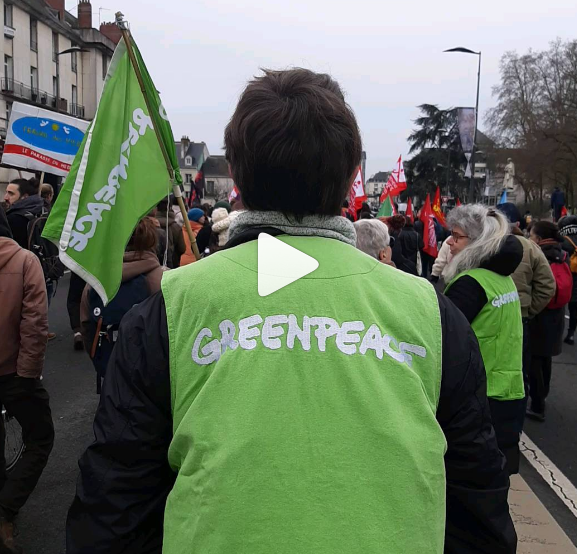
377 194 395 217
43 33 181 304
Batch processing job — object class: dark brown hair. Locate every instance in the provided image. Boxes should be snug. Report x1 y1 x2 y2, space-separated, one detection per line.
224 68 362 219
10 177 39 197
532 220 562 242
127 217 158 256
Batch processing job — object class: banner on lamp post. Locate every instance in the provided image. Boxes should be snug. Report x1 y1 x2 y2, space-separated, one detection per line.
458 107 476 178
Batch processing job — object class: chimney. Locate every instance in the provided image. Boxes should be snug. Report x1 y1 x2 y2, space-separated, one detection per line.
181 136 190 158
45 0 65 21
99 22 122 45
78 0 92 29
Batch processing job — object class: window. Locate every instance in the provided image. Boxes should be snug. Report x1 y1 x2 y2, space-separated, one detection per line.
185 156 192 167
52 32 59 62
30 19 38 51
71 43 78 73
185 174 192 184
206 180 215 195
30 66 38 94
6 101 12 122
72 84 77 106
4 4 13 28
4 56 13 86
53 76 58 98
102 55 108 80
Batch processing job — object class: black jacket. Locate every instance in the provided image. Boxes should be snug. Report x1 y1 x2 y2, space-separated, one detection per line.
5 195 44 250
530 241 566 357
390 230 418 275
398 226 422 267
444 235 524 323
67 229 517 554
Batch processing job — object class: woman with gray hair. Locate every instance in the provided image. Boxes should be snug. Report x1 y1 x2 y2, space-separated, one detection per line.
444 204 525 474
353 219 394 266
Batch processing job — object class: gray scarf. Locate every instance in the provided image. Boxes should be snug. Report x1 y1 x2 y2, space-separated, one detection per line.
228 211 357 247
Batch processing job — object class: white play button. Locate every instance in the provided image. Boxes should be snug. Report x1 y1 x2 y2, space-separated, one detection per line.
258 233 319 297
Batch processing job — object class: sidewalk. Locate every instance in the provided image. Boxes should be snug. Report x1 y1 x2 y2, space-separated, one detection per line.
510 474 577 553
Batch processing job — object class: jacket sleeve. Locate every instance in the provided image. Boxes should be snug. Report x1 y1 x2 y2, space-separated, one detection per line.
431 239 451 277
437 293 517 554
444 275 487 323
174 225 186 256
66 292 174 554
528 242 556 317
17 252 48 378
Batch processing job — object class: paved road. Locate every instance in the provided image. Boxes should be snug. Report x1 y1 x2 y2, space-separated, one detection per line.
11 274 577 552
18 275 98 554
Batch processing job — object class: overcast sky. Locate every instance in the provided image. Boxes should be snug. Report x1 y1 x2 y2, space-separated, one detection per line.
67 0 577 177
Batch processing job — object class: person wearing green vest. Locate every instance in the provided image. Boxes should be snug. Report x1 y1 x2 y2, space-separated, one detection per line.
444 205 525 475
67 69 516 554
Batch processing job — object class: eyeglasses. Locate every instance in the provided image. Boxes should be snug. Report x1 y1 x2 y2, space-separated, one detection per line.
451 232 469 243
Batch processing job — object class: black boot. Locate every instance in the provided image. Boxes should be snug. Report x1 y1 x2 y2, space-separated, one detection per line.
564 333 575 346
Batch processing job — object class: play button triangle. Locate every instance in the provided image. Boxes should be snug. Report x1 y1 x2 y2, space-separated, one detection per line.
257 233 319 297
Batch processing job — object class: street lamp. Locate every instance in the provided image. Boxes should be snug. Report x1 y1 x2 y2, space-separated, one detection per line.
444 47 481 203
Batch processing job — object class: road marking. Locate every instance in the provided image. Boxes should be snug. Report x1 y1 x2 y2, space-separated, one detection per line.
521 432 577 519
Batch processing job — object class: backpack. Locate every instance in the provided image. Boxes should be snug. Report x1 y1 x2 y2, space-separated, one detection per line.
87 275 150 393
548 255 573 310
26 208 65 282
564 237 577 273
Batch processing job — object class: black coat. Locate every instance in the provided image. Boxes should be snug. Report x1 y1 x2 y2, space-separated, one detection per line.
66 228 517 554
530 242 566 357
5 195 44 249
390 230 418 275
398 226 422 267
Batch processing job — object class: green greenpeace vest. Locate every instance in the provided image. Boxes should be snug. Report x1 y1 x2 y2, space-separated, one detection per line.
161 235 447 554
446 268 524 401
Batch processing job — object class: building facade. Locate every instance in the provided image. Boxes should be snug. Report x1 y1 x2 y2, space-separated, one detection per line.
201 155 234 204
175 136 209 194
0 0 117 187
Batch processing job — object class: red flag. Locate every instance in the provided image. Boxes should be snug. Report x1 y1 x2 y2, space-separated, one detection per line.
350 166 367 211
432 186 447 228
561 206 568 218
420 194 438 258
380 155 407 201
228 184 240 203
405 198 414 223
456 198 462 207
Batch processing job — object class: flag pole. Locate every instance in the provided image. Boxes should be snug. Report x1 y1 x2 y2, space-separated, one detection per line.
115 13 200 260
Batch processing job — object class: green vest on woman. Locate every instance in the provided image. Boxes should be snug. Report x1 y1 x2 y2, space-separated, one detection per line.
446 268 524 401
161 235 447 554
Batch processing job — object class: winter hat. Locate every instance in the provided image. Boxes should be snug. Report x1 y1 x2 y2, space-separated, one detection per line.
211 207 229 224
0 205 13 239
187 208 205 222
213 200 232 213
558 215 577 237
496 202 521 225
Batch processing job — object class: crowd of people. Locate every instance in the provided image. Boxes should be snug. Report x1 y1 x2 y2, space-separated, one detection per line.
0 67 575 553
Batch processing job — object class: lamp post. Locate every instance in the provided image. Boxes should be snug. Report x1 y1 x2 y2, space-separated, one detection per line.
444 47 481 203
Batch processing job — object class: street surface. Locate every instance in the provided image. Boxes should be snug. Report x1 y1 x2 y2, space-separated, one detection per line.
14 274 577 552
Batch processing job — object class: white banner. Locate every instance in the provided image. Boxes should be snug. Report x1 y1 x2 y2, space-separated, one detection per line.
2 102 89 177
458 107 476 154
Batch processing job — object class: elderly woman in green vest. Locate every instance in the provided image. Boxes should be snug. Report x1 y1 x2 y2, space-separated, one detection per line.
444 204 525 474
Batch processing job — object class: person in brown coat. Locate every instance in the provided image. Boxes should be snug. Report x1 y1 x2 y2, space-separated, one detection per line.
0 206 54 553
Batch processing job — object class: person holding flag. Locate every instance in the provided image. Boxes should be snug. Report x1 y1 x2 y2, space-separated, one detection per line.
66 67 515 554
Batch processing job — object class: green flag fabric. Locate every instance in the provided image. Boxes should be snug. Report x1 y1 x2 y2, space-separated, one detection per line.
42 35 181 304
377 194 394 217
